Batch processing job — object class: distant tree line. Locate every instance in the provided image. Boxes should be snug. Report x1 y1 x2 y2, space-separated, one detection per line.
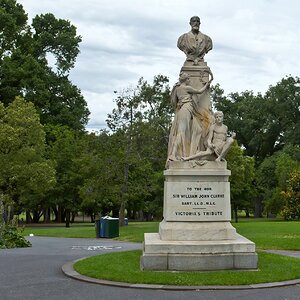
1 0 299 228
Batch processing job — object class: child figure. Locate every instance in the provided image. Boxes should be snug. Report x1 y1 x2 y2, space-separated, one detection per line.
183 111 235 162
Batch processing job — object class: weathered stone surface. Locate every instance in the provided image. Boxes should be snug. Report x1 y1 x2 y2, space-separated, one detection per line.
144 233 256 254
163 163 231 222
159 220 237 241
141 16 258 272
141 163 258 271
141 233 258 271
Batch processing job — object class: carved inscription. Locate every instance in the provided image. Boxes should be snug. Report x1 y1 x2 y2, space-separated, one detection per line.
164 182 231 221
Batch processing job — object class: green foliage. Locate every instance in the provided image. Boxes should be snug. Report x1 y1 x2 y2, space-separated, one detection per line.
0 197 31 248
93 75 172 222
0 97 56 214
226 141 256 220
44 125 84 224
212 77 300 217
0 0 89 130
211 76 300 162
256 146 300 216
281 167 300 220
0 223 31 249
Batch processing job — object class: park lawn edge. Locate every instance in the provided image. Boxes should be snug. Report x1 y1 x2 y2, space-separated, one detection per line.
73 250 300 286
22 221 300 250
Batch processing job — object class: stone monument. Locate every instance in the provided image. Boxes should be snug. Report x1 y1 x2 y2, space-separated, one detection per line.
140 16 258 271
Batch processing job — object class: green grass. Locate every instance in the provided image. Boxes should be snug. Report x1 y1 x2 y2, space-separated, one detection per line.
23 220 300 250
22 223 97 238
234 220 300 250
74 250 300 286
22 221 159 241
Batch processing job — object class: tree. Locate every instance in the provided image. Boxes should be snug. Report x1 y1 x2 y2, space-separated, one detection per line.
211 76 300 218
211 76 300 162
0 0 89 130
44 125 84 227
281 167 300 220
226 141 256 222
106 75 172 225
256 146 300 217
78 131 124 222
0 97 56 221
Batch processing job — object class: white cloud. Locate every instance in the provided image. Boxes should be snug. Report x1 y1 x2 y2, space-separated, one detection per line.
20 0 300 130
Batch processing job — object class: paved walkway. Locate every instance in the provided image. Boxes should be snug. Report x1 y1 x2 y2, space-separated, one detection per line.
0 236 300 300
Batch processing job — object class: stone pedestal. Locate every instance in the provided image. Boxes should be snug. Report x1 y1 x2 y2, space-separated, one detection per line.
140 161 258 271
180 62 214 153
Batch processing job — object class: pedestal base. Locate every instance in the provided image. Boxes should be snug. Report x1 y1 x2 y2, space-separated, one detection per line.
159 220 237 241
141 162 258 271
141 233 258 271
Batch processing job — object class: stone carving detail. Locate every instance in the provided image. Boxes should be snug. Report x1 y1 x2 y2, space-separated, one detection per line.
141 17 258 272
183 111 236 162
166 16 234 166
177 16 213 65
167 72 212 161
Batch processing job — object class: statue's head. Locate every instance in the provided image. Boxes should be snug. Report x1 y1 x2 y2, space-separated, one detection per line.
214 111 224 123
179 72 190 83
189 16 200 31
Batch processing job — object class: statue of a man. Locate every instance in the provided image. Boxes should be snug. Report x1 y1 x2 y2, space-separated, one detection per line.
177 16 213 65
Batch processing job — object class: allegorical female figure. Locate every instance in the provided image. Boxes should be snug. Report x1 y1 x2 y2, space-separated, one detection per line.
167 72 211 161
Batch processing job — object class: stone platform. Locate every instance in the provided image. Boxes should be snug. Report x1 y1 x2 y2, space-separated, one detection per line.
140 161 258 271
141 233 257 271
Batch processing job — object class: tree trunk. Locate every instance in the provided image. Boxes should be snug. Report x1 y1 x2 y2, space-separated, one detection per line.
90 213 95 223
65 210 70 228
26 210 32 224
43 208 50 223
57 205 62 223
0 192 5 224
233 204 238 223
254 197 263 218
119 104 133 227
52 206 58 222
71 212 76 223
119 163 129 227
32 209 42 223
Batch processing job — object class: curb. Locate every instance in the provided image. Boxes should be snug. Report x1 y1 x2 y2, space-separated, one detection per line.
62 257 300 291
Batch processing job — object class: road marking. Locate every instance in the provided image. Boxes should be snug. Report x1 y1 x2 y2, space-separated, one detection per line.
71 245 122 251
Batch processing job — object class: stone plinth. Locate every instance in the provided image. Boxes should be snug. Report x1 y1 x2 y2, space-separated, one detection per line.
141 233 258 271
140 161 258 271
159 220 237 241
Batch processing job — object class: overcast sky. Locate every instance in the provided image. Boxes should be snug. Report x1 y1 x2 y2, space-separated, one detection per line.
20 0 300 131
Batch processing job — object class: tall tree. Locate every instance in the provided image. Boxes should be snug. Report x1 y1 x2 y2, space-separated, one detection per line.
281 167 300 220
106 75 172 224
0 97 56 220
44 125 83 227
226 141 256 222
0 0 89 130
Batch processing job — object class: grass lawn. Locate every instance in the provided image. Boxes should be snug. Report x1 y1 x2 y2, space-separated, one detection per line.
23 219 300 286
234 220 300 250
22 219 300 250
74 250 300 286
22 223 97 238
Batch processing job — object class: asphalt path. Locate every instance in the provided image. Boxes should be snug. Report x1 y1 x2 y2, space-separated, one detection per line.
0 236 300 300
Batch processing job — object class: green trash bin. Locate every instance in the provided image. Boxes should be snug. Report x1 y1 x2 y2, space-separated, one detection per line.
100 217 119 238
